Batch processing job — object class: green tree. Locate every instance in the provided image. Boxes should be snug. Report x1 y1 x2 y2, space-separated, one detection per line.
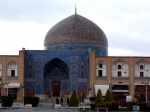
104 89 114 102
69 90 79 107
95 89 104 107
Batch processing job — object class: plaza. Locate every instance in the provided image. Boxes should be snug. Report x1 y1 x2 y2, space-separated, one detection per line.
0 108 79 112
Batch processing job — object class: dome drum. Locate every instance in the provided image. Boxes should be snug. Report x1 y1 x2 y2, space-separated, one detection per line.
45 43 108 56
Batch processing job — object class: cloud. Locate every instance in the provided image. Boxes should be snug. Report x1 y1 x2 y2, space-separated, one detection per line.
0 21 50 54
107 32 150 56
0 0 73 23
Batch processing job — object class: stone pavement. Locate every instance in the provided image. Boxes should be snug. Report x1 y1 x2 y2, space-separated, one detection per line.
0 108 79 112
0 98 82 112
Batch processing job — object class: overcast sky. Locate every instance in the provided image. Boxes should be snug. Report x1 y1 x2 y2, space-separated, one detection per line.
0 0 150 56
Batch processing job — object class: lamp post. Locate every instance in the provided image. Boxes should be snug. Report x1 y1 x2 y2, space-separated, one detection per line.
146 70 148 104
6 77 8 96
22 85 24 105
88 88 92 98
6 68 9 96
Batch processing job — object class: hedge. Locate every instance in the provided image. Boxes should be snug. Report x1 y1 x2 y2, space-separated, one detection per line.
24 96 39 107
1 96 13 107
126 101 137 111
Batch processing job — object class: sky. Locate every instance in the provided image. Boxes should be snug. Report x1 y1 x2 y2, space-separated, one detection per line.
0 0 150 56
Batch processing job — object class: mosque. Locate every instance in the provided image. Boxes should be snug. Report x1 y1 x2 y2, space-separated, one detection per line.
0 10 150 106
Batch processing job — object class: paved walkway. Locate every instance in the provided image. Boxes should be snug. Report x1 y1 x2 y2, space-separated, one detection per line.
0 98 81 112
0 108 79 112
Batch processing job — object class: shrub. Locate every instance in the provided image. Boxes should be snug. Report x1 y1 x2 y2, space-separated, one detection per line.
69 90 79 107
24 96 39 107
111 102 119 111
24 96 30 104
31 97 40 107
138 102 147 111
95 89 103 107
97 102 106 107
1 96 13 107
105 102 112 110
104 89 113 102
90 103 96 110
126 101 137 111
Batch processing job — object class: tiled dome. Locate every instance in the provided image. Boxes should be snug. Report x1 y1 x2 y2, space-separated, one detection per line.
44 14 108 47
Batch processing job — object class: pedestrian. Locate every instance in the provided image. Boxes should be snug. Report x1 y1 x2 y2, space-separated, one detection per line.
60 97 63 106
56 98 59 104
67 97 69 105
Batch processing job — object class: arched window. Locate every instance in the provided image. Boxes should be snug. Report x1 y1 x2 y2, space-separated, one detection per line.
8 61 18 77
97 61 106 77
99 64 103 68
140 65 144 69
118 65 121 69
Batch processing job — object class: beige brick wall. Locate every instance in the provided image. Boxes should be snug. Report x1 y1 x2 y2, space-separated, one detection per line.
0 50 24 101
89 51 150 100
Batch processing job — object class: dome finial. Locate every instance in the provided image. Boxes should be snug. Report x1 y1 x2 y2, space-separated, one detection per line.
75 5 77 14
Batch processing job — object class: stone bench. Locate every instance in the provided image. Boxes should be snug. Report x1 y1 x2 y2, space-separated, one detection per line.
25 104 32 109
54 104 61 109
96 107 109 112
79 102 91 110
12 103 24 109
0 103 4 109
0 103 2 108
0 103 11 109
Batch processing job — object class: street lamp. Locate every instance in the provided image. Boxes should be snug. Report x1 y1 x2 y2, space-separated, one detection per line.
22 85 25 105
6 77 9 96
142 70 149 103
146 70 148 104
6 68 9 96
88 88 92 98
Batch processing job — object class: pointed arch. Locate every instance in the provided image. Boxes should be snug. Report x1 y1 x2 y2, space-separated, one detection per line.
112 59 129 78
96 61 106 77
44 58 69 80
44 58 69 96
7 61 18 76
134 59 150 78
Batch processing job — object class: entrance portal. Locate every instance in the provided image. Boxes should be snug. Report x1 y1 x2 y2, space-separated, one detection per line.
52 84 60 97
44 58 69 96
8 88 17 99
135 85 150 102
112 85 129 107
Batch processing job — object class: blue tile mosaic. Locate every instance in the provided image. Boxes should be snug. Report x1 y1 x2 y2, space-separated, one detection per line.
25 50 89 94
